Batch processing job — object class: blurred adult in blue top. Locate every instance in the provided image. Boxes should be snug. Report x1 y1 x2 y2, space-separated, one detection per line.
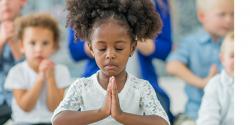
68 0 174 123
0 0 26 124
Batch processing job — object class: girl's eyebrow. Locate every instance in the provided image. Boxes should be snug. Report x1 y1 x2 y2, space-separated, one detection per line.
96 40 127 44
115 40 126 44
95 41 106 44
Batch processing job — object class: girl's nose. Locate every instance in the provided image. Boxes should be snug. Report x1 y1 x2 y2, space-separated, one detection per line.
106 49 116 60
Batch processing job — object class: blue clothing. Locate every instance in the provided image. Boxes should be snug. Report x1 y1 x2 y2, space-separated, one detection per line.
68 0 174 123
67 29 99 77
0 45 15 106
167 28 223 120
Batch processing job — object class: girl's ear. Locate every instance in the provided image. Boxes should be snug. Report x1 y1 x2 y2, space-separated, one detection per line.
129 42 137 57
88 42 95 57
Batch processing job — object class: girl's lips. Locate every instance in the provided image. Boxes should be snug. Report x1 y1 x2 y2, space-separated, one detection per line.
105 64 117 70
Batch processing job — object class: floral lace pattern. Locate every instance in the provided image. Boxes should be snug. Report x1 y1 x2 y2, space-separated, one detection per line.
52 73 169 124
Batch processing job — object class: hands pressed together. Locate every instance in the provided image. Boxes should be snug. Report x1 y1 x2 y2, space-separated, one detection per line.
38 59 55 82
99 76 124 121
0 21 14 44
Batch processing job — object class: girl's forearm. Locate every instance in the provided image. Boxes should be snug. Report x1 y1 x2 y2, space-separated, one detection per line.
116 113 168 125
53 110 107 125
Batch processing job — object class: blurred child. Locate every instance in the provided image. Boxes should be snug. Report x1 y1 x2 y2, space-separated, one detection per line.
4 13 71 125
166 0 234 123
0 0 26 124
197 32 234 125
52 0 169 125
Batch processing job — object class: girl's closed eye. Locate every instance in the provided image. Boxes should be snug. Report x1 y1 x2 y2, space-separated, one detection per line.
115 43 125 51
115 47 124 51
98 48 106 51
96 46 106 51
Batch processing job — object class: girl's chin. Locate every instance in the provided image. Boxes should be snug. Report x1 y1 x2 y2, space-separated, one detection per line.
100 70 118 77
102 69 126 78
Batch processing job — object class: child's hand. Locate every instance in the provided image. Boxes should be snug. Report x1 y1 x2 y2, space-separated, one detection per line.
0 21 14 45
45 60 55 79
39 59 55 80
202 64 218 87
99 78 112 117
38 60 48 80
110 76 123 120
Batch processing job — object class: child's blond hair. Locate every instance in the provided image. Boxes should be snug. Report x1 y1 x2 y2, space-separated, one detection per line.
196 0 234 11
221 31 234 53
15 13 60 49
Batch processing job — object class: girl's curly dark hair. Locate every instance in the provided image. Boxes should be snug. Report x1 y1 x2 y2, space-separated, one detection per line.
66 0 162 42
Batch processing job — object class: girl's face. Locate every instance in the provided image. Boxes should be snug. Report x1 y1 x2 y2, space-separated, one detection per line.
89 21 136 77
21 27 56 68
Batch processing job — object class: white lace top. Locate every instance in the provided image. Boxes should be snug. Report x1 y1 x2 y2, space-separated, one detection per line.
52 71 169 125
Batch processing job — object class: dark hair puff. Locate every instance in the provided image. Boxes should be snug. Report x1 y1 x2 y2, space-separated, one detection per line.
66 0 162 42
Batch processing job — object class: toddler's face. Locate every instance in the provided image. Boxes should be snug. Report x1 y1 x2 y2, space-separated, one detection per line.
89 20 135 77
199 0 234 38
21 27 56 67
0 0 26 21
221 41 234 77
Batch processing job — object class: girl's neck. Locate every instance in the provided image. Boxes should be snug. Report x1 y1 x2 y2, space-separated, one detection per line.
98 70 127 92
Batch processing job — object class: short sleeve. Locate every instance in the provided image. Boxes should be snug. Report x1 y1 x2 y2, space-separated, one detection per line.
51 79 84 122
140 81 170 124
167 39 191 65
4 65 27 90
55 64 71 88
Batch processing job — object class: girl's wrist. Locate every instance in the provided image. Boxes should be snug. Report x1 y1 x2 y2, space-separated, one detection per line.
113 112 125 123
97 108 110 119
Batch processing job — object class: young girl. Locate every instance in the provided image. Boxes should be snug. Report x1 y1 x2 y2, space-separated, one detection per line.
4 13 71 125
52 0 169 125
